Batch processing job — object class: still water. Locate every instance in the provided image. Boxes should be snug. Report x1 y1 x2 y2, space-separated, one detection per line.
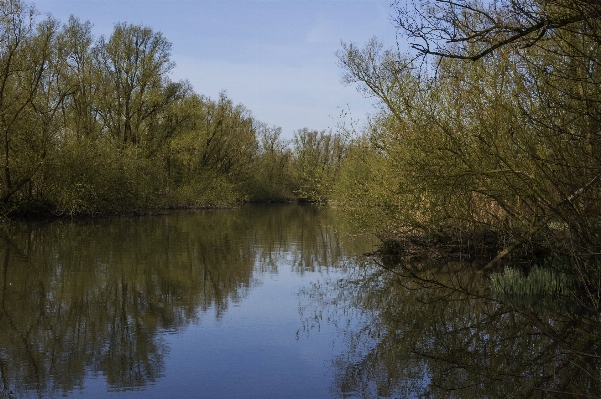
2 204 600 398
0 204 377 399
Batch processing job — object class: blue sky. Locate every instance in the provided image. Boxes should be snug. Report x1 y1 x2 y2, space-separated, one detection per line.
35 0 402 139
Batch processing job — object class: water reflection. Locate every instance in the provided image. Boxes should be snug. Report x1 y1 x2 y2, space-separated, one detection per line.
0 204 372 398
10 205 594 398
307 258 601 398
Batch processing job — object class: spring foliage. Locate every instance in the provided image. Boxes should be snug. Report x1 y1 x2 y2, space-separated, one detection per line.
0 0 348 217
334 0 601 263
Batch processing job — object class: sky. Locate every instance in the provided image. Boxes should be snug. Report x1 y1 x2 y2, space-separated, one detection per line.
34 0 402 139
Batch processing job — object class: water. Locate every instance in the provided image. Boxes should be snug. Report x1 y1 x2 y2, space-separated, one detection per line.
2 204 600 398
0 204 378 399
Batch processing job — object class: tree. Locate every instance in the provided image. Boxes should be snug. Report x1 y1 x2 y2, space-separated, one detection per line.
245 123 294 201
56 16 100 141
95 22 183 148
291 128 347 202
0 0 72 207
395 0 601 61
337 0 601 265
167 92 259 206
390 0 601 262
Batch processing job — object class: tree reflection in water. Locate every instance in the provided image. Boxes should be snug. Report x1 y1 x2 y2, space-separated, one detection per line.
304 256 601 398
0 204 368 398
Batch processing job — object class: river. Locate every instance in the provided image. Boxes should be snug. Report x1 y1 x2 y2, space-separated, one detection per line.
1 204 599 398
0 204 378 398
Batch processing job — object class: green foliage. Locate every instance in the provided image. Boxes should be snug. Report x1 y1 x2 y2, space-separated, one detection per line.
1 1 340 217
335 11 601 261
43 138 164 215
166 92 259 206
0 0 69 207
167 172 238 208
491 265 574 296
291 128 346 202
243 124 295 201
95 22 181 147
333 135 403 230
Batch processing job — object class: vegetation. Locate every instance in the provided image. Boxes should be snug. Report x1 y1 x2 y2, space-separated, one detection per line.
4 0 601 271
327 4 601 395
303 257 601 398
333 0 601 268
0 0 348 218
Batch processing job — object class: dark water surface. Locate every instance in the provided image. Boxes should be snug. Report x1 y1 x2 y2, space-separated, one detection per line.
2 204 600 399
0 204 377 399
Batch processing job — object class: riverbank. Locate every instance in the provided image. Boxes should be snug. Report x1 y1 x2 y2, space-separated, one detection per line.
0 198 314 223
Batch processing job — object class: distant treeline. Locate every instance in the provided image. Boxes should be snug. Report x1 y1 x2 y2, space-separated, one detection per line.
0 0 347 218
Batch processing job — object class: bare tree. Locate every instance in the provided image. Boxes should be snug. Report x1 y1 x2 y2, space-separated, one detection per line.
395 0 601 60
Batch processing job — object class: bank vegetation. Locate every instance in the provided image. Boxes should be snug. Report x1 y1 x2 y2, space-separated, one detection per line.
0 0 347 218
5 0 601 271
333 0 601 270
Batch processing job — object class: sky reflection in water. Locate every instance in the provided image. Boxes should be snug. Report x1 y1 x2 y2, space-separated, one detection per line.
4 204 597 399
0 204 376 399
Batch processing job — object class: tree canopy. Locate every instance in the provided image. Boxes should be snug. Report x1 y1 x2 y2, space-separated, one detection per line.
334 0 601 268
395 0 601 60
0 0 349 217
